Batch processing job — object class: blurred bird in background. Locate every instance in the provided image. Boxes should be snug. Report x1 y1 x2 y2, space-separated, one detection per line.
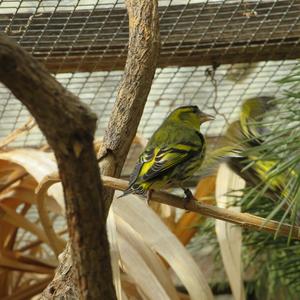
226 96 282 196
224 96 300 223
120 106 214 205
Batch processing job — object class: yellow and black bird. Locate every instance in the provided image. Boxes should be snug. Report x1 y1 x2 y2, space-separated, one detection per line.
121 106 214 203
225 96 280 194
225 96 300 222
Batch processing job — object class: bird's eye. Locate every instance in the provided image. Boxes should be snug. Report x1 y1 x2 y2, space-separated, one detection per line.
192 106 198 113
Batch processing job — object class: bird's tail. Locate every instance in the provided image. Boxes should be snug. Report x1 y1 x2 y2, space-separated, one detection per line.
117 185 148 199
117 188 132 199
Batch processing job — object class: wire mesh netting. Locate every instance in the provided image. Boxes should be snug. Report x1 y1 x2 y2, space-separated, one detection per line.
0 2 300 298
1 0 299 70
0 0 299 172
0 61 297 144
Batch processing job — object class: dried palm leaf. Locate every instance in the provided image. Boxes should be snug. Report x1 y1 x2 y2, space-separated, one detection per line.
215 163 245 300
0 118 36 150
113 192 214 300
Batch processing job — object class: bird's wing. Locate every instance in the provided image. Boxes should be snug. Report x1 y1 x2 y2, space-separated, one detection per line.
127 148 154 186
130 142 202 184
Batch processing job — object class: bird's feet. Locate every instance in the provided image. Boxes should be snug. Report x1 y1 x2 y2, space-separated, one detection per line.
146 189 153 206
183 188 193 209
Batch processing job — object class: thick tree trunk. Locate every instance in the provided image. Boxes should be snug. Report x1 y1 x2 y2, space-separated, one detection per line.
43 0 159 298
0 0 160 296
0 34 116 299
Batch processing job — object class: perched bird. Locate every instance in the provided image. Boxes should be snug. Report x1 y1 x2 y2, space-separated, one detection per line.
225 97 280 190
121 106 214 204
225 96 279 192
225 96 273 147
198 97 274 176
225 96 300 222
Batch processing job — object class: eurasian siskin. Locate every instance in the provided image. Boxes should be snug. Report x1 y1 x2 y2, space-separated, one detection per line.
225 96 300 223
121 105 214 202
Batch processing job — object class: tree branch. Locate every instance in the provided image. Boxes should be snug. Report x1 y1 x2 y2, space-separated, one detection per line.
98 0 160 216
44 0 160 297
0 33 116 299
102 176 300 240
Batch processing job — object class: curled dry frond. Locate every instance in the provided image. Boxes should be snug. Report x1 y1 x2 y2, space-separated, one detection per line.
0 148 213 300
215 163 245 300
0 149 65 299
0 117 36 150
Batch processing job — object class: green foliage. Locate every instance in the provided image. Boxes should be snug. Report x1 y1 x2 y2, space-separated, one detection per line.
243 230 300 300
242 69 300 225
192 63 300 299
239 64 300 299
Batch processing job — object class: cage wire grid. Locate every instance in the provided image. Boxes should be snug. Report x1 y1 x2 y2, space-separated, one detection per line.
0 0 299 175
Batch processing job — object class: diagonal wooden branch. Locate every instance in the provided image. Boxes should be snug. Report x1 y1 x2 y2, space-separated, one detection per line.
98 0 160 217
102 176 300 240
0 34 116 299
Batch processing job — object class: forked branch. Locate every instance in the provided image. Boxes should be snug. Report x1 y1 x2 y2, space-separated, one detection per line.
98 0 160 216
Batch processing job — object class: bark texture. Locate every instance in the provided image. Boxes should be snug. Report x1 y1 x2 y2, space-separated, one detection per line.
98 0 160 216
41 0 159 297
0 33 116 299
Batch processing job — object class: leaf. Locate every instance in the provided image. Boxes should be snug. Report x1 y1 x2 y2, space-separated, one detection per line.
0 163 27 192
0 149 64 210
121 276 143 300
0 253 53 274
3 203 31 251
0 118 36 149
35 175 66 257
0 197 23 249
1 276 51 300
113 192 214 300
0 187 36 205
5 250 57 268
107 210 122 300
118 235 171 300
115 215 179 300
0 150 57 182
215 163 246 300
150 202 176 231
0 186 61 216
0 203 50 246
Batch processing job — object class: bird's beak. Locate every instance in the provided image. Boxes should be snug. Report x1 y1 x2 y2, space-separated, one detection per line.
199 112 215 123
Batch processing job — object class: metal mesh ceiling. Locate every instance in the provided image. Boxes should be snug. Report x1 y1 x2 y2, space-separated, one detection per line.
1 0 299 71
0 0 299 154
